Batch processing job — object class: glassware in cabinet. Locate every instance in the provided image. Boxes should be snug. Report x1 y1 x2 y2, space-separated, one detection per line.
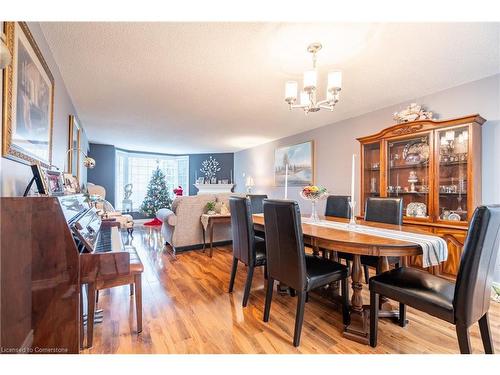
386 134 431 219
362 142 381 211
436 125 469 223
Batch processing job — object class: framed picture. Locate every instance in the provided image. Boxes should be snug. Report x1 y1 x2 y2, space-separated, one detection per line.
63 173 80 194
29 164 49 195
45 170 64 196
2 22 55 168
68 115 81 178
196 177 205 184
274 141 314 186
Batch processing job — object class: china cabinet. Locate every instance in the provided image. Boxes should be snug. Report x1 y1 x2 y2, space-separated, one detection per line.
358 114 484 279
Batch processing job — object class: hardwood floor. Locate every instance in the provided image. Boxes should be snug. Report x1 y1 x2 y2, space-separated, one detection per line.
83 227 500 354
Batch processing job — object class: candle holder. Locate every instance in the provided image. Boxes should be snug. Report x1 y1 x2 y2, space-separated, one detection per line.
348 201 357 229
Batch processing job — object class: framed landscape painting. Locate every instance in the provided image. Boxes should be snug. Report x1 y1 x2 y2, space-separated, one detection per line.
2 22 54 168
274 141 314 186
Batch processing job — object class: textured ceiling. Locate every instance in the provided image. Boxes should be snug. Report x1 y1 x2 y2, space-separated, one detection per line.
40 22 500 154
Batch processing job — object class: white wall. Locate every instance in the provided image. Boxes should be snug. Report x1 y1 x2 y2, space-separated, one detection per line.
234 74 500 280
0 22 83 196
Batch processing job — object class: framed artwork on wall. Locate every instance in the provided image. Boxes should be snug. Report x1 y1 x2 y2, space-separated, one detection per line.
68 115 81 179
274 140 314 186
2 22 55 168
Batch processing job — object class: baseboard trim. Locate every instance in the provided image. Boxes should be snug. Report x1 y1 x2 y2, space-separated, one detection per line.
172 240 232 253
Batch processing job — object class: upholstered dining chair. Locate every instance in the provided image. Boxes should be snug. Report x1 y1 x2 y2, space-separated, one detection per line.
246 194 268 214
369 205 500 354
361 197 403 282
325 195 351 218
228 196 267 307
262 199 350 347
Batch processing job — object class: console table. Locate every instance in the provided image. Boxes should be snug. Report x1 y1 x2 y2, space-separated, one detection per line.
201 214 231 257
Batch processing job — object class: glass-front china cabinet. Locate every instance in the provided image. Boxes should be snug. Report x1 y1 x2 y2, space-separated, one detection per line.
358 114 484 279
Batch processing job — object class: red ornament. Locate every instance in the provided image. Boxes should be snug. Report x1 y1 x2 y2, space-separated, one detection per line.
173 185 183 196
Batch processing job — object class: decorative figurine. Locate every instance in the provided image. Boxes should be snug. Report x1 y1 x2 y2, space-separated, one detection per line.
408 170 418 192
393 103 434 124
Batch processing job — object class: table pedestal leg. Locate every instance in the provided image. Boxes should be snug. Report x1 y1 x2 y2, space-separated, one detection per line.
209 222 215 258
343 254 370 344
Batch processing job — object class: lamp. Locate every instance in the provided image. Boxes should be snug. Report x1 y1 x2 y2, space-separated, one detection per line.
0 32 12 69
284 42 342 114
66 147 96 172
245 176 255 193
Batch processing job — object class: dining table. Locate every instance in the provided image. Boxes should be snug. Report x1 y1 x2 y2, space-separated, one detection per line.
252 213 427 345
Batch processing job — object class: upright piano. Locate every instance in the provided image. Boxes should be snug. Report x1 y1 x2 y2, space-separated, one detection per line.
0 194 135 354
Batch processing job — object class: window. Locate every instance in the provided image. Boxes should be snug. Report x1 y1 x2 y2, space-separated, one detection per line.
115 150 189 211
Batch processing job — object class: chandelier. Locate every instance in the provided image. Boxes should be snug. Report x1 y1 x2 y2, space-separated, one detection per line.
284 43 342 114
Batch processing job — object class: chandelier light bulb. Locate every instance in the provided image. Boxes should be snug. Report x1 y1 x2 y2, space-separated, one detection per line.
300 92 310 106
327 71 342 91
285 81 298 102
303 70 317 92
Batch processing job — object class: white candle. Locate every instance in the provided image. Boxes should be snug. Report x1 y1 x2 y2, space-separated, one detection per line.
230 169 233 184
351 154 356 203
284 164 289 199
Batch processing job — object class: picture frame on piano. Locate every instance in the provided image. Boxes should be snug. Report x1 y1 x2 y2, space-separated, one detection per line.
45 170 65 196
63 173 80 194
28 164 49 195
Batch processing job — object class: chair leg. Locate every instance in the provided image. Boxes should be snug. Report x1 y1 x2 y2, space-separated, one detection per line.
263 278 274 322
399 302 407 327
130 283 134 296
456 324 472 354
228 257 238 293
134 274 142 334
370 291 379 347
363 265 370 284
341 278 350 325
264 263 268 280
242 265 254 307
87 283 96 348
305 292 309 303
293 291 307 347
80 285 85 350
478 313 494 354
289 288 297 297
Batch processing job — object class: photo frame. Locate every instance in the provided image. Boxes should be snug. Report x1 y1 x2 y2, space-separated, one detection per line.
196 177 205 184
63 173 80 194
274 140 314 186
45 170 64 196
29 164 49 195
2 22 55 168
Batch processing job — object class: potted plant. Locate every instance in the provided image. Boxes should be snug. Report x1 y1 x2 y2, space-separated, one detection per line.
205 201 217 215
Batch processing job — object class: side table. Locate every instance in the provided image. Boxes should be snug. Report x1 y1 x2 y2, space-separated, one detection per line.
200 214 231 257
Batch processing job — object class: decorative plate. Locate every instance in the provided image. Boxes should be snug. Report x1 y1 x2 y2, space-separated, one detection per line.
447 213 461 221
406 202 427 218
403 140 430 165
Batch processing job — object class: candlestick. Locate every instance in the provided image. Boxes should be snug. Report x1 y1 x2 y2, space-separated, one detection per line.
230 169 233 184
284 164 289 199
350 154 356 204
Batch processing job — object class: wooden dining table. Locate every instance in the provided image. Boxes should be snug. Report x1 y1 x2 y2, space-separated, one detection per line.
252 214 425 345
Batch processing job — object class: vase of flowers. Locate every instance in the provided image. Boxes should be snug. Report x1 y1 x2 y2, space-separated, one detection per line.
300 185 328 222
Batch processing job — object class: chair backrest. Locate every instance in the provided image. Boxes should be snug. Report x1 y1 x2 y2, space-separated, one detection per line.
325 195 351 218
87 183 106 200
246 194 268 214
263 199 306 291
229 196 256 266
453 205 500 326
365 197 403 225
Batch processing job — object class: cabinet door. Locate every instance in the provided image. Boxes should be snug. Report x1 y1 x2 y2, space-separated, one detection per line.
435 125 471 224
434 227 467 279
361 142 381 214
386 133 432 220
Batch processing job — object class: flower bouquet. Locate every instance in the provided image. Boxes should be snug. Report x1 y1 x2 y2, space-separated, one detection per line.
299 185 328 222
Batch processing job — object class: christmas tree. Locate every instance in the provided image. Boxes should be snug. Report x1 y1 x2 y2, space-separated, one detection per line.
140 166 172 217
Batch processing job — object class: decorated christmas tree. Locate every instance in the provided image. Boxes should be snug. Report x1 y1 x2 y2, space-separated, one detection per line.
140 166 172 218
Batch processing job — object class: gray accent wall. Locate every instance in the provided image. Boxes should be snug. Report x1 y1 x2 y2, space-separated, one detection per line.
87 143 116 206
233 73 500 281
0 22 83 197
189 153 234 195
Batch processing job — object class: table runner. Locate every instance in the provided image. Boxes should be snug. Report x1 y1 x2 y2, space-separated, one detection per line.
200 214 231 231
302 218 448 268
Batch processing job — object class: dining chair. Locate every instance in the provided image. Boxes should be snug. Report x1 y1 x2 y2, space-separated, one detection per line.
262 199 350 347
247 194 268 238
246 194 268 214
228 196 267 307
361 197 403 283
369 205 500 354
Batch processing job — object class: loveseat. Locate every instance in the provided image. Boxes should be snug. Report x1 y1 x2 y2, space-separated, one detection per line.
156 193 244 252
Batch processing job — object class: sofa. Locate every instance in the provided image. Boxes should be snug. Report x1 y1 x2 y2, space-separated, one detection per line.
156 193 244 252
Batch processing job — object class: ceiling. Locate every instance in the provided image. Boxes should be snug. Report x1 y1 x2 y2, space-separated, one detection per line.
40 22 500 154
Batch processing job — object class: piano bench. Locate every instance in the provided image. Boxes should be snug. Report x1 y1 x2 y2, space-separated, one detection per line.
83 247 144 350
